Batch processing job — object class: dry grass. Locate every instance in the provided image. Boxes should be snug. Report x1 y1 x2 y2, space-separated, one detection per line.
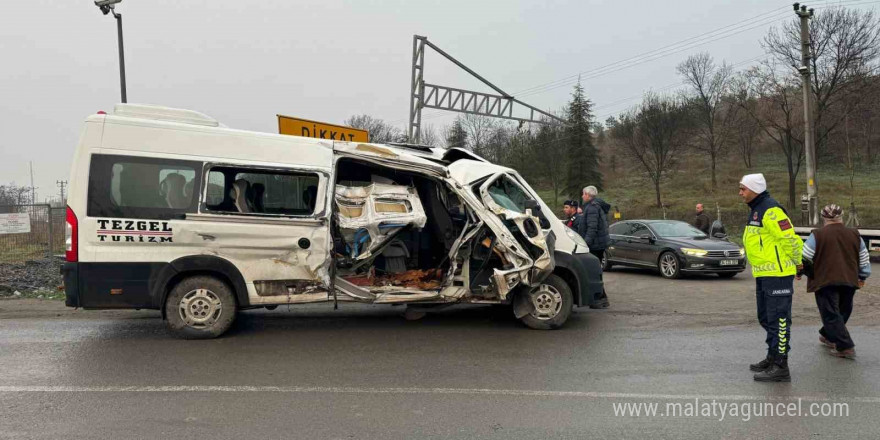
533 151 880 247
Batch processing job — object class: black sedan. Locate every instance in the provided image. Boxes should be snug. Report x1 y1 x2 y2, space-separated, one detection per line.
603 220 746 279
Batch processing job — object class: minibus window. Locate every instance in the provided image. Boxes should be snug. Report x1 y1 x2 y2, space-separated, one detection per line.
88 154 202 220
203 166 320 216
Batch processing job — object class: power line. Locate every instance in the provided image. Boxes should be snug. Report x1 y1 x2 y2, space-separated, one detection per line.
513 0 872 99
402 8 793 125
592 54 770 114
510 6 790 97
514 14 792 98
396 0 878 127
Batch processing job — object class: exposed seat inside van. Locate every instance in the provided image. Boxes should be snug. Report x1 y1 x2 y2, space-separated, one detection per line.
252 183 265 213
304 185 318 212
233 179 254 213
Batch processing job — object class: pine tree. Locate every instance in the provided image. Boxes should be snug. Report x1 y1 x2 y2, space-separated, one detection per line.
563 80 602 199
446 117 467 149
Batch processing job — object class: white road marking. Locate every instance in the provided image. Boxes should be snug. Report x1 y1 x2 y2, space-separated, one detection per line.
0 385 879 403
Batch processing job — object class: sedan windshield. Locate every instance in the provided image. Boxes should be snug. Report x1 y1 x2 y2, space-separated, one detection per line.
649 221 707 238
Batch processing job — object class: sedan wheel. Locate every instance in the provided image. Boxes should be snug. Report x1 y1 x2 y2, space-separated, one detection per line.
601 252 612 271
658 252 682 279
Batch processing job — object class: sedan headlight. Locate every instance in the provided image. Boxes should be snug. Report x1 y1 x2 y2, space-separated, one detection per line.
681 248 708 257
739 248 745 256
564 226 589 250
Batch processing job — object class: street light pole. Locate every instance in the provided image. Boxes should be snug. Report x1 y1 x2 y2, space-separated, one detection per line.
115 10 127 103
795 2 817 225
95 0 127 103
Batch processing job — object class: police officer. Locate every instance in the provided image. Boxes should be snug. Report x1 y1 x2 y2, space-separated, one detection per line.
739 173 803 382
562 200 579 228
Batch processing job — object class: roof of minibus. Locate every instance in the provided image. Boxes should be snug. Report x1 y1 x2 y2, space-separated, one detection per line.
86 104 507 182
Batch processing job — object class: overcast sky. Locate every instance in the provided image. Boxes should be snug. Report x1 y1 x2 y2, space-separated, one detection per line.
0 0 872 202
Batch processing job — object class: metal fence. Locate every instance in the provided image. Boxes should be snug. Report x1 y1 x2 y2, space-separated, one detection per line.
610 205 751 229
610 204 880 239
0 204 66 262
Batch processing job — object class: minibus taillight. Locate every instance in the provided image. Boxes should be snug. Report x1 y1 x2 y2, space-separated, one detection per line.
65 206 78 262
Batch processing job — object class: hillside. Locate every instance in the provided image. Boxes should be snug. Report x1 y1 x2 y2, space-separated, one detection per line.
538 151 880 241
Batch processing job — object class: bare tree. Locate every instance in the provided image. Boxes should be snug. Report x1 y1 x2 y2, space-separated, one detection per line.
677 52 735 189
847 74 880 164
736 64 805 209
763 7 880 157
344 114 404 143
502 127 537 183
0 184 33 213
419 124 441 147
611 93 692 207
460 114 496 156
834 71 880 214
729 74 763 168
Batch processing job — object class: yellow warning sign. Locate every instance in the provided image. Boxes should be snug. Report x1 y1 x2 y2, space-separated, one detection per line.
278 115 369 142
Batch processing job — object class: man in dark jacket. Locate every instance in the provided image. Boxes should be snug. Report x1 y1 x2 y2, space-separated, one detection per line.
580 185 610 308
579 186 610 253
801 204 872 359
693 203 711 235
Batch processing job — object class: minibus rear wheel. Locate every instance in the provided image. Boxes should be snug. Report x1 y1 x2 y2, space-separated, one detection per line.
165 275 237 339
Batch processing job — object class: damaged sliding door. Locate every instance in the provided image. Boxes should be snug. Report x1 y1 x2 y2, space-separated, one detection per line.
183 156 335 305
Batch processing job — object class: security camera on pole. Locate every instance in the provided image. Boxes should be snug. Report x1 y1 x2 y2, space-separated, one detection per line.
95 0 127 103
794 2 817 225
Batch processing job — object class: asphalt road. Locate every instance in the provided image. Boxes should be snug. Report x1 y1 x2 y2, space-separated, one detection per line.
2 266 879 439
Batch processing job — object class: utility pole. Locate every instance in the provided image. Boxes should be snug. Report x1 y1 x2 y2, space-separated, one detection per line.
29 161 36 205
795 2 817 225
56 180 68 204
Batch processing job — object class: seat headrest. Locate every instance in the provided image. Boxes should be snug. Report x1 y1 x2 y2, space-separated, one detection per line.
233 179 252 213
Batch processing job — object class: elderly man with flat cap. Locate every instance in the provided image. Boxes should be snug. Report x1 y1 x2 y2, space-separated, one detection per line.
739 173 803 382
801 204 872 359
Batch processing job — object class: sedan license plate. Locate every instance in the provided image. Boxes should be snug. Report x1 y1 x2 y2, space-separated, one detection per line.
720 259 739 266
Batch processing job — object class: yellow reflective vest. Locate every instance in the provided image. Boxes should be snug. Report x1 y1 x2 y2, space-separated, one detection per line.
743 193 803 278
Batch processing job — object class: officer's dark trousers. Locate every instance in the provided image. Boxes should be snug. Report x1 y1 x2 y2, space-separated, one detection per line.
815 285 856 350
756 276 794 359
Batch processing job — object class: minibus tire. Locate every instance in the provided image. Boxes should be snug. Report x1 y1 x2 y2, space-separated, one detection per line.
518 274 573 330
165 275 237 339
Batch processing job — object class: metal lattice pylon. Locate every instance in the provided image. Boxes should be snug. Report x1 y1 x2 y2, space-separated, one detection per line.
407 35 566 143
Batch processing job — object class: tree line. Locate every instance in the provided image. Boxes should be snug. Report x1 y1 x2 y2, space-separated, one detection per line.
607 6 880 210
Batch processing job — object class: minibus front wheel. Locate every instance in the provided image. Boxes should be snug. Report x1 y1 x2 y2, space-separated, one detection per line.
165 275 237 339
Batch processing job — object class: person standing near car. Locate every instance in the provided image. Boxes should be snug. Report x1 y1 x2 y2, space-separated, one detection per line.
801 204 871 359
693 203 712 235
580 185 610 308
739 173 803 382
